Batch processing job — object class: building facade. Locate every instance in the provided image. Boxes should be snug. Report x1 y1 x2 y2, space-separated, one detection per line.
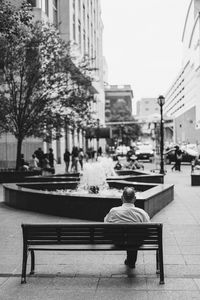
136 98 160 117
104 85 134 146
105 85 133 124
135 97 173 148
164 0 200 145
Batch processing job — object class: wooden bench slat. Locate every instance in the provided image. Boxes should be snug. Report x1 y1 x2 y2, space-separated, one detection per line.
27 240 160 245
28 244 159 251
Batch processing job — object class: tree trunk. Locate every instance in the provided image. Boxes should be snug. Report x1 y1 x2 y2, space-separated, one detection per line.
16 138 23 170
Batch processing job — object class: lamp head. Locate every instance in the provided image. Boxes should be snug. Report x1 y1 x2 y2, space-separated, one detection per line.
157 95 165 106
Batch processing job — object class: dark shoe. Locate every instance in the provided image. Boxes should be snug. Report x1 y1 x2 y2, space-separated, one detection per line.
124 259 135 269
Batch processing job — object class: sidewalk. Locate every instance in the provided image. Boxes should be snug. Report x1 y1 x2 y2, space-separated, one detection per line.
1 164 200 299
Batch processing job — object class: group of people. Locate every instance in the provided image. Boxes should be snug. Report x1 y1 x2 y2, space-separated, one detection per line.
63 146 103 173
19 147 56 174
63 146 85 173
19 145 103 174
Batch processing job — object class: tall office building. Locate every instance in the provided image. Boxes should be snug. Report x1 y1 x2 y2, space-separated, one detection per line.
28 0 105 124
164 0 200 144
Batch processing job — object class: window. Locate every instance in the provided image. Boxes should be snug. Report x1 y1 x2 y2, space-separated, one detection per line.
91 22 93 42
90 0 92 15
83 4 86 27
78 20 81 46
87 15 90 36
73 14 76 40
83 30 86 53
87 38 90 55
45 0 49 16
53 0 58 27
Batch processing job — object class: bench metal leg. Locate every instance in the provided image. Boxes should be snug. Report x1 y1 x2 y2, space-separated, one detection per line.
30 250 35 275
158 249 165 284
21 250 28 284
156 250 160 274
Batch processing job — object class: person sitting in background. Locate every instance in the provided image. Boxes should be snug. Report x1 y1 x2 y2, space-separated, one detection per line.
129 155 144 170
34 147 44 168
191 155 200 172
29 154 39 170
114 158 122 170
125 155 144 170
126 146 135 162
19 154 29 171
104 187 150 268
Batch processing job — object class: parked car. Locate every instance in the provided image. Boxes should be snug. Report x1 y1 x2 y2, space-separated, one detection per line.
115 145 130 156
165 146 199 164
135 143 154 161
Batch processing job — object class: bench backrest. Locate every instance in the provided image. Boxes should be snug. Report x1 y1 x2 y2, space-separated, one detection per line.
22 223 162 247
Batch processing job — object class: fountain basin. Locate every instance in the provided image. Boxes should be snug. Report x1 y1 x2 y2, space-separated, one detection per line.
24 169 164 184
3 181 174 221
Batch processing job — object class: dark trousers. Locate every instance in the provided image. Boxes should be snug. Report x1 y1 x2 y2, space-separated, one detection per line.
126 250 138 264
65 161 70 172
176 160 181 171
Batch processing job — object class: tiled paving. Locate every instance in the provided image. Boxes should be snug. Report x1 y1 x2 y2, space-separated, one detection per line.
1 163 200 299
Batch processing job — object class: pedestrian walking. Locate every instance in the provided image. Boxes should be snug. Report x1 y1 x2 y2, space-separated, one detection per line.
63 148 70 173
78 148 84 171
171 146 183 171
71 146 79 173
97 146 102 157
34 147 44 168
176 148 183 171
48 148 56 168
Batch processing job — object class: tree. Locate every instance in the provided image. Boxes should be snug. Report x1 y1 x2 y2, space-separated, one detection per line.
111 120 142 146
0 0 95 169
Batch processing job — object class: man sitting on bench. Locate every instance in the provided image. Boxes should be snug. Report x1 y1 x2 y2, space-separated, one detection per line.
104 187 150 268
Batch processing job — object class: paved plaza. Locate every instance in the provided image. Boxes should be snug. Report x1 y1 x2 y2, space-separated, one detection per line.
1 163 200 299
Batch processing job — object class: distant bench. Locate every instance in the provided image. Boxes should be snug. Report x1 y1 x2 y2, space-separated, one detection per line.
21 223 164 284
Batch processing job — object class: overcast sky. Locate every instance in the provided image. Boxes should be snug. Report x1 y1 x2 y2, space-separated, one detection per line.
101 0 189 109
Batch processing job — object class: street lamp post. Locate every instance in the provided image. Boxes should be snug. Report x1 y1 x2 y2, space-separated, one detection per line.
157 95 165 174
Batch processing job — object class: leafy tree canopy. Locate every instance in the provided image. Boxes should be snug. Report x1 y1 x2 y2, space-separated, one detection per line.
0 0 96 168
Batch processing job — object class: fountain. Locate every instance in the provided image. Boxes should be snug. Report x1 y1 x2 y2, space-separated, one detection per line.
3 157 174 221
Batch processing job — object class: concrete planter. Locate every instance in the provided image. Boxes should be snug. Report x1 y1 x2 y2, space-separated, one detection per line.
191 173 200 186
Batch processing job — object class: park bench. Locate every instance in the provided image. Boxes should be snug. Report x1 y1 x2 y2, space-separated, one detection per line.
21 222 164 284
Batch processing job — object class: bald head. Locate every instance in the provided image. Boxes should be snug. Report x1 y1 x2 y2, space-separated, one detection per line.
122 187 136 203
